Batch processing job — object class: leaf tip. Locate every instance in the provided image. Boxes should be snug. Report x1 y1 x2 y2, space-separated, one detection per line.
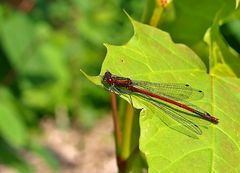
103 43 109 47
80 69 102 86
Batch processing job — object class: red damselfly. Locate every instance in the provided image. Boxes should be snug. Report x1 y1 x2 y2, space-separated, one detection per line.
102 71 218 135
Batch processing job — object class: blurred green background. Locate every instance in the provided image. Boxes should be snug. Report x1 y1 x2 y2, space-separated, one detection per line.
0 0 239 172
0 0 143 172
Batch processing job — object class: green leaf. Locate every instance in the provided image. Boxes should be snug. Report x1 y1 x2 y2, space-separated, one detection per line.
0 12 34 73
0 87 28 147
80 69 102 86
0 136 33 173
162 0 240 77
20 38 71 109
89 17 240 172
162 0 236 45
204 3 240 77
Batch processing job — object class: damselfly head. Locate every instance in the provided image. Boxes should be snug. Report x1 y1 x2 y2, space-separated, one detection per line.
102 71 113 86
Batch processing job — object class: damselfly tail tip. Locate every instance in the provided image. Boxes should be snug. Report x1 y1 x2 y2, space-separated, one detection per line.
206 113 219 124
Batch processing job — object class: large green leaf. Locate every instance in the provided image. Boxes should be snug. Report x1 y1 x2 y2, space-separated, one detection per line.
87 18 240 172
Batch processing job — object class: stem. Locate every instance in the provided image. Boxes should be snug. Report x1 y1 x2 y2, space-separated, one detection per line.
121 103 134 159
111 92 128 172
111 92 122 152
149 5 163 27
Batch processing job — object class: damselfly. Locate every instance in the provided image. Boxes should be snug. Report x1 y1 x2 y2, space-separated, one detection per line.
102 71 218 135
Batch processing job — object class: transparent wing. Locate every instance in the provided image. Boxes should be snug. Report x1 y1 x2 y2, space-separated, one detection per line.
151 100 202 135
133 80 204 101
133 92 203 135
110 86 203 135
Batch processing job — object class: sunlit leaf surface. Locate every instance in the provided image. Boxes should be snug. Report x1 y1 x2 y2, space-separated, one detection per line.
87 17 240 172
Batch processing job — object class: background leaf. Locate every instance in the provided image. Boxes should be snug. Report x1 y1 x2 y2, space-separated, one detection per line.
160 0 239 66
1 12 34 74
203 2 240 77
0 87 28 147
161 0 236 45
